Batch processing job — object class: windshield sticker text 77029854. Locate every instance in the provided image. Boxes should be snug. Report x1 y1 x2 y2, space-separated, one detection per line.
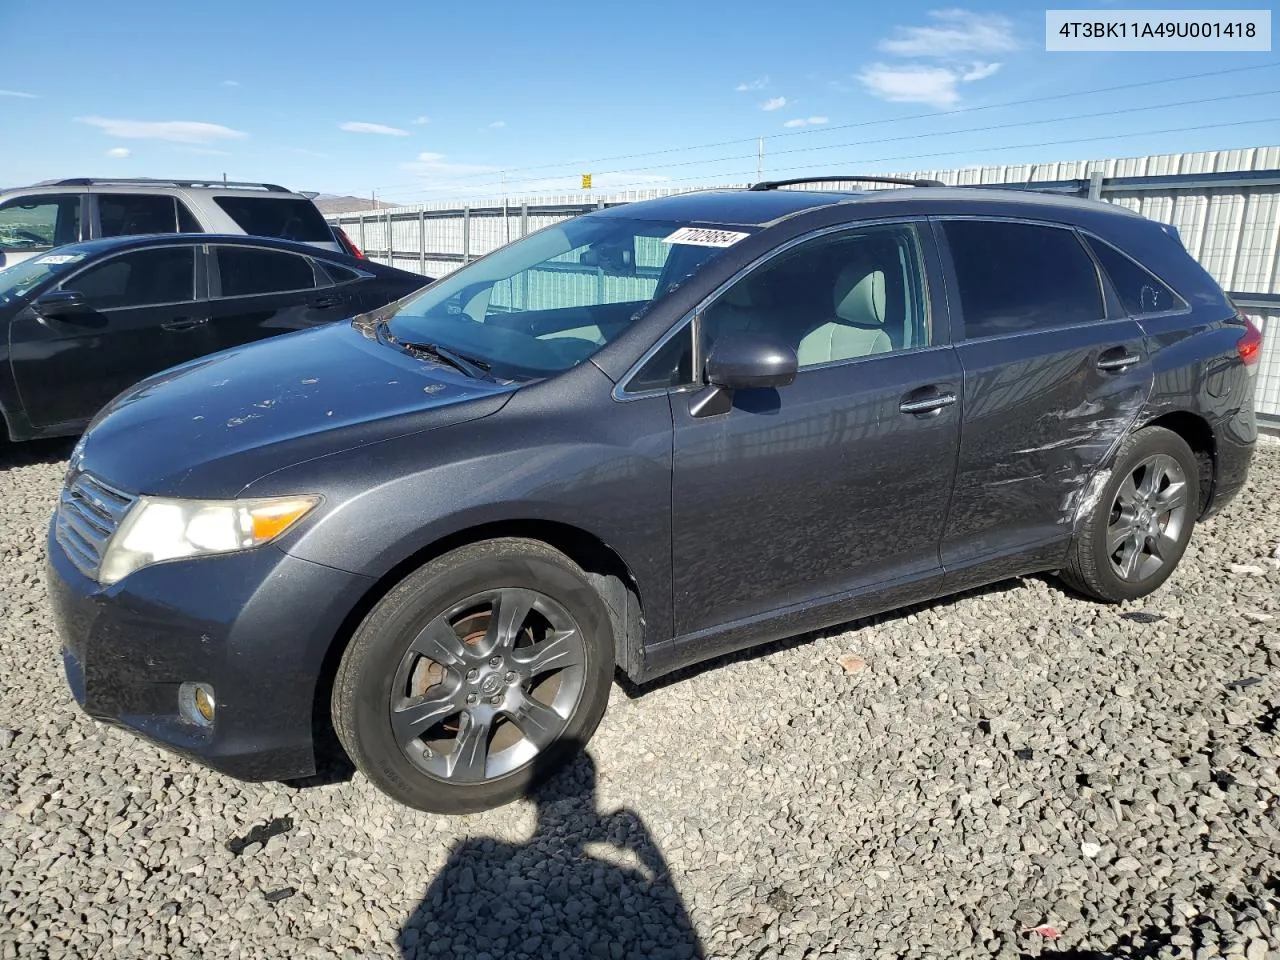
661 227 751 248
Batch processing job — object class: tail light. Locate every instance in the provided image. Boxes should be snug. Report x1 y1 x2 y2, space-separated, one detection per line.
334 226 365 260
1236 314 1262 367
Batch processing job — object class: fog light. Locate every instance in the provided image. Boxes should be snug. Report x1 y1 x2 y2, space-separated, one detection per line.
178 682 216 726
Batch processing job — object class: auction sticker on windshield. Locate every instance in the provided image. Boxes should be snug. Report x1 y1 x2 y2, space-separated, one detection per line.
662 227 751 248
34 254 85 265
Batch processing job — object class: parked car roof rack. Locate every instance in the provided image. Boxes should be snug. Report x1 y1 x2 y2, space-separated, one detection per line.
748 175 946 191
40 177 292 192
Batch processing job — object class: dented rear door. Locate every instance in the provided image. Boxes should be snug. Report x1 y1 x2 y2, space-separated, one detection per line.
931 217 1153 574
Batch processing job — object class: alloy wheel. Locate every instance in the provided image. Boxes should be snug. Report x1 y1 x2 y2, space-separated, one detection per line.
1106 454 1190 582
387 588 587 783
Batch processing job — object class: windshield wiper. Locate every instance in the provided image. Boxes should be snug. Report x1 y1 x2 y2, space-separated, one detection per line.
401 340 494 380
374 317 497 380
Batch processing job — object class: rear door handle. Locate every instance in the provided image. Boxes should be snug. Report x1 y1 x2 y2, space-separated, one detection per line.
1096 347 1142 372
899 391 957 416
310 295 344 309
160 317 207 332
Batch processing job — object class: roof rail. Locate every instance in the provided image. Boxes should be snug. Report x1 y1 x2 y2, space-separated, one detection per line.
748 175 945 191
44 177 291 192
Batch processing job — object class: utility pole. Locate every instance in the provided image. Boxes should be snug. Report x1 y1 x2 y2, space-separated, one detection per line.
756 138 764 181
502 171 510 244
371 189 376 208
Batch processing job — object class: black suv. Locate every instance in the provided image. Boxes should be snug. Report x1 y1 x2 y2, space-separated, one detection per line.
45 177 1260 813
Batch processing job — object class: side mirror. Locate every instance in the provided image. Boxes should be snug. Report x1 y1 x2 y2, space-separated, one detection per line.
705 333 798 390
34 289 89 318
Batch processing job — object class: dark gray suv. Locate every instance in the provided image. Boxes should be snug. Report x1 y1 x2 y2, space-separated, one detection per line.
45 177 1260 812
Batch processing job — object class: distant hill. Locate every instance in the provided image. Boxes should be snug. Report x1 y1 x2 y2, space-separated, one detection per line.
313 194 398 215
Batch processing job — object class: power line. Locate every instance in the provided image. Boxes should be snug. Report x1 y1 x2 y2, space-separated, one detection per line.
585 117 1280 195
384 90 1280 201
372 61 1280 194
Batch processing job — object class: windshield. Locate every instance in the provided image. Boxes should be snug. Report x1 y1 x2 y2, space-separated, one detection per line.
0 250 89 307
383 215 750 380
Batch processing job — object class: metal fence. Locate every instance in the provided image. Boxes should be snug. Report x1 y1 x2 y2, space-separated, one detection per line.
326 146 1280 423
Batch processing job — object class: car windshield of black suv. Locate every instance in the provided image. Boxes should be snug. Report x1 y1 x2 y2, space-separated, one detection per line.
383 216 750 380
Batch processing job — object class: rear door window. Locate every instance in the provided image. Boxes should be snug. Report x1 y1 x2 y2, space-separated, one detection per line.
0 194 81 251
1084 235 1185 316
316 261 363 285
212 196 333 242
941 220 1104 339
61 247 196 309
215 246 318 296
98 194 202 237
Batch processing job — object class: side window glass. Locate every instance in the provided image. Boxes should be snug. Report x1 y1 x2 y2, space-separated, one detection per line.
942 220 1103 339
1084 235 1184 316
627 323 693 393
176 201 202 233
701 223 929 370
0 195 81 251
62 247 195 309
316 261 362 285
216 247 317 296
98 194 180 237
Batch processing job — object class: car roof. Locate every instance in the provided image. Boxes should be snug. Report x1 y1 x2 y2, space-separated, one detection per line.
37 233 365 262
593 185 1142 227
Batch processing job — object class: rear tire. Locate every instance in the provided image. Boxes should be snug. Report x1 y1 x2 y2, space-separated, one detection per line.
1060 426 1200 603
332 538 614 813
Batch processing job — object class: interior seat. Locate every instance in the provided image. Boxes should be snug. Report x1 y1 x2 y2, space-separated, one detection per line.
796 263 892 366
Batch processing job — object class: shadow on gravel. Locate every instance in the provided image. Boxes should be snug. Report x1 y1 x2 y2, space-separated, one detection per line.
0 437 75 471
616 577 1023 698
399 749 705 960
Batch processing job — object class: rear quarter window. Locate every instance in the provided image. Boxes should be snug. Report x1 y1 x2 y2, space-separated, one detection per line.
1084 235 1185 317
212 196 333 243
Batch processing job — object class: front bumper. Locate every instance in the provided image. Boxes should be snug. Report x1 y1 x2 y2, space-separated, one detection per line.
47 522 374 781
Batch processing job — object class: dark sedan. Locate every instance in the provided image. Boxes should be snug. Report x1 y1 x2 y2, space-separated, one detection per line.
0 234 431 441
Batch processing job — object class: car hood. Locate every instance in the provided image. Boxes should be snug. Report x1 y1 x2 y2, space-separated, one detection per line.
75 321 516 498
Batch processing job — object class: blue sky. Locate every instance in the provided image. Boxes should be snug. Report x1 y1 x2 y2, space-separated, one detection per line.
1 1 1277 204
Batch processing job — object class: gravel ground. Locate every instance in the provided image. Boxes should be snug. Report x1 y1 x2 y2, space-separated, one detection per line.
1 437 1278 960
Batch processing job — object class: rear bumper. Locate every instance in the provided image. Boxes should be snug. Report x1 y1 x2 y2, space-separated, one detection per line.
1202 406 1256 519
47 522 374 781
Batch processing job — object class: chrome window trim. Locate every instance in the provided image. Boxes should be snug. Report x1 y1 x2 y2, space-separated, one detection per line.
613 216 932 399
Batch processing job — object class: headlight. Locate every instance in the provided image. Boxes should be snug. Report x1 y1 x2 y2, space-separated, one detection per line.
98 495 320 586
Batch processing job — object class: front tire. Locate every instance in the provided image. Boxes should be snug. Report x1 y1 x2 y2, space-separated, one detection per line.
1061 426 1200 603
332 538 614 813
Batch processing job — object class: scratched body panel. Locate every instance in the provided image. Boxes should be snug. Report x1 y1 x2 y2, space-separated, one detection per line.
941 318 1152 570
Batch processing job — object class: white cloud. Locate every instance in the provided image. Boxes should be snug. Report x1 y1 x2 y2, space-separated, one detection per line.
858 60 1005 107
221 80 239 87
761 96 787 112
105 147 130 158
858 64 961 107
878 10 1018 57
961 61 1001 82
486 120 506 129
339 121 410 136
400 151 498 178
411 115 430 125
782 116 829 128
0 89 37 99
736 77 769 92
76 116 248 144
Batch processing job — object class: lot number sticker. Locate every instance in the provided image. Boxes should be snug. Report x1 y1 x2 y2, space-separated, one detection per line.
662 227 751 248
34 254 85 265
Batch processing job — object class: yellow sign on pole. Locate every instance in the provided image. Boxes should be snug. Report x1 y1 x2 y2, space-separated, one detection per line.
581 174 592 190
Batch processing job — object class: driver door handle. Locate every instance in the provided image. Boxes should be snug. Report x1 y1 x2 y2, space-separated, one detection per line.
161 317 207 332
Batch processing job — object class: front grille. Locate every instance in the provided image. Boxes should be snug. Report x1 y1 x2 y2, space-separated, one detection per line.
54 471 136 579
